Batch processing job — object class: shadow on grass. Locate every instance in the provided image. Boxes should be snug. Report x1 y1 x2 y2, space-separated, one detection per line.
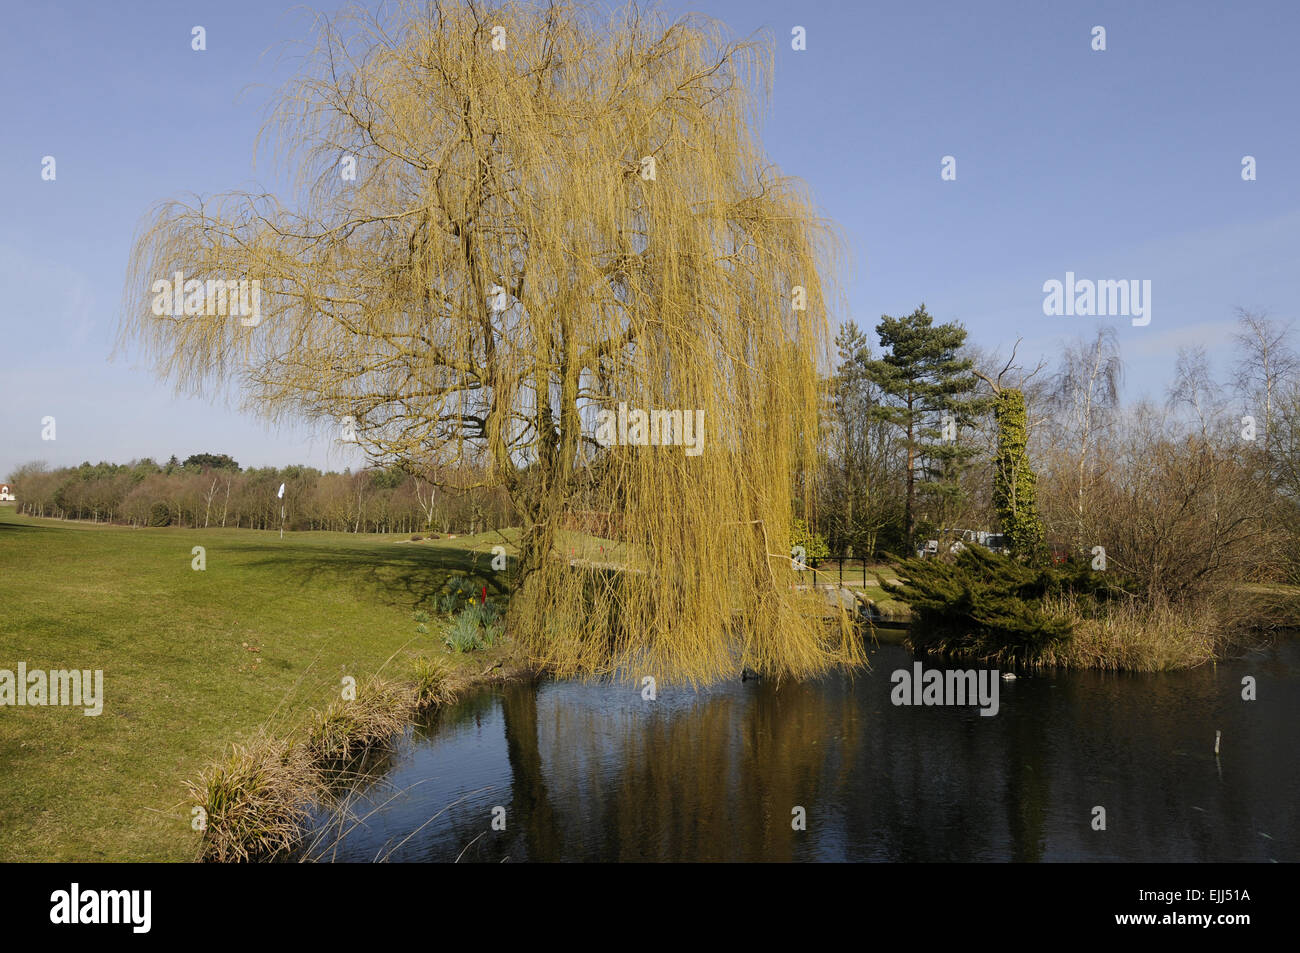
237 541 514 612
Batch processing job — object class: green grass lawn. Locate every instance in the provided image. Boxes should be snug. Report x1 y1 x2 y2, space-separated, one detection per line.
793 564 912 620
0 508 518 861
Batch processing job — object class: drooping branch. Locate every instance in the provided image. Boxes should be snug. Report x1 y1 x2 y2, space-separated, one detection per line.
118 0 860 685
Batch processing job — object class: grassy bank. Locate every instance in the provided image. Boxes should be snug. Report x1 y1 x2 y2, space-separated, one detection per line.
0 508 527 861
186 664 464 862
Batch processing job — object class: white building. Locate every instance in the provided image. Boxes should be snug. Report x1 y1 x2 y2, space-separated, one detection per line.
0 484 14 502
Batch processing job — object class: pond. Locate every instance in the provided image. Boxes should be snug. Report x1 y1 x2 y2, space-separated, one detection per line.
302 639 1299 862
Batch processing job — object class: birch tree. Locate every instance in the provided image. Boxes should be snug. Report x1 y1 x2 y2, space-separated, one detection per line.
1048 327 1123 551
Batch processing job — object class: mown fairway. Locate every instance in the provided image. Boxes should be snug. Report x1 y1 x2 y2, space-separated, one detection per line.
0 508 516 861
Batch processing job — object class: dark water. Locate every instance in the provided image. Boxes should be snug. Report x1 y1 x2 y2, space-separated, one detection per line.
304 640 1299 862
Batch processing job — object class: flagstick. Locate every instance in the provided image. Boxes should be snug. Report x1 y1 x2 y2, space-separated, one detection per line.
277 482 286 540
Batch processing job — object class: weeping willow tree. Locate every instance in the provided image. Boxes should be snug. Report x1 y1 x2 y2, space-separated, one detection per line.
118 0 860 685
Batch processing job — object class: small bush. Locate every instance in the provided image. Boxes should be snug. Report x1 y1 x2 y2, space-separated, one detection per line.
413 609 430 624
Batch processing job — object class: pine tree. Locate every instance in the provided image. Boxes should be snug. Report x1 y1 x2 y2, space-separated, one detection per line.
866 305 986 546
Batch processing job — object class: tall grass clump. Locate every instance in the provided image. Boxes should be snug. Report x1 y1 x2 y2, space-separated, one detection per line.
412 655 457 710
305 676 414 760
184 738 318 863
1036 592 1240 672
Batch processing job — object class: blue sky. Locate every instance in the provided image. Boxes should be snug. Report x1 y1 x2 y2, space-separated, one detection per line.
3 0 1298 480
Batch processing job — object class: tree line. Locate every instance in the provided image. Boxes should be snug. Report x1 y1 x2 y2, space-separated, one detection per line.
6 455 515 536
815 305 1300 600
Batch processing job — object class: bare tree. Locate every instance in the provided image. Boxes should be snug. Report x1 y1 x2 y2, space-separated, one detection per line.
414 476 437 532
1047 326 1124 551
1231 307 1298 458
202 477 219 528
1093 401 1275 603
219 470 233 527
1166 345 1227 440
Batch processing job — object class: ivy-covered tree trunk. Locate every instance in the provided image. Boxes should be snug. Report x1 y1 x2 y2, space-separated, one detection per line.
992 389 1046 561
